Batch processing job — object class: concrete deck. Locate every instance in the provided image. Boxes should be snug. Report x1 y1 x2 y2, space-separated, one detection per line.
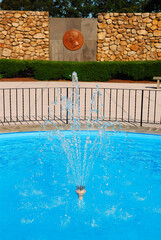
0 80 160 90
0 123 161 135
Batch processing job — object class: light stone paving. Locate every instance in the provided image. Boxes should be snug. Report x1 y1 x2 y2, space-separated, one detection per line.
0 123 161 135
0 81 160 89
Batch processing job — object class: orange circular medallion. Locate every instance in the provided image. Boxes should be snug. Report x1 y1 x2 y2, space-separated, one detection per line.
63 29 84 51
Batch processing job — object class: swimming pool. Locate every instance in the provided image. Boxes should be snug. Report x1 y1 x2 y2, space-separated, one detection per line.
0 131 161 240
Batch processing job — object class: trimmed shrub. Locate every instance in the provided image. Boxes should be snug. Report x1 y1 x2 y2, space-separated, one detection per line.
0 59 161 81
0 59 30 78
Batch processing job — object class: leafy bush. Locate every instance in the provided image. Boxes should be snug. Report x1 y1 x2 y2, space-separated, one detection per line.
0 59 161 81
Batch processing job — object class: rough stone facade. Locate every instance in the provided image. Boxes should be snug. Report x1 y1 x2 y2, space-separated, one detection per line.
1 11 161 62
0 10 49 60
97 13 161 61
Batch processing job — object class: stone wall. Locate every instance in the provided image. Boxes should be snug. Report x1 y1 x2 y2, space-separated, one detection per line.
97 13 161 61
1 11 161 62
0 10 49 60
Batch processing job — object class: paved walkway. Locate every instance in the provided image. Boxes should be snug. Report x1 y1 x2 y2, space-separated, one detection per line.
0 81 160 90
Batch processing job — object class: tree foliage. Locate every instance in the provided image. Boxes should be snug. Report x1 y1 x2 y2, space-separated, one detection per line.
0 0 53 12
143 0 161 12
0 0 160 17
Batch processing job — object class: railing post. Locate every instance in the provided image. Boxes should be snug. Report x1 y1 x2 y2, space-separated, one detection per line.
3 89 5 123
84 88 86 120
29 88 31 121
41 88 43 121
140 90 144 127
54 88 55 120
66 88 68 124
9 89 12 122
16 88 18 122
48 88 49 120
35 88 37 121
154 90 157 124
22 88 24 121
97 91 99 120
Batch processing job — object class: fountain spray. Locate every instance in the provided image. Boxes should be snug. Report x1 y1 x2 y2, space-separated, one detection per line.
72 72 86 200
47 71 106 200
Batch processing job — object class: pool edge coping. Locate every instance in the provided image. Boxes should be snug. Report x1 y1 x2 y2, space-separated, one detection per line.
0 124 161 135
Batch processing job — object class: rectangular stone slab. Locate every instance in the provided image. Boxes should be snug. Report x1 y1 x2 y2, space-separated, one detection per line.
49 18 97 62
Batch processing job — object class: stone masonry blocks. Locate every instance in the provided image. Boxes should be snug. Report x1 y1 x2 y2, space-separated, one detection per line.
97 12 161 61
1 11 161 62
0 10 49 60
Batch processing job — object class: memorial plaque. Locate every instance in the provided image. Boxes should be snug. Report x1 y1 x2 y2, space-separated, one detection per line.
63 29 84 51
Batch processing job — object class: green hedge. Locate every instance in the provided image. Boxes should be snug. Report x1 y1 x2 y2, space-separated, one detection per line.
0 59 161 81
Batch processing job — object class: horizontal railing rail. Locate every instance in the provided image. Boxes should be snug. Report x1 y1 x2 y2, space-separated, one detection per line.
0 87 161 126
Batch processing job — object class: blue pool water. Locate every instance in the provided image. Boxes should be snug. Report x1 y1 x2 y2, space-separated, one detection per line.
0 131 161 240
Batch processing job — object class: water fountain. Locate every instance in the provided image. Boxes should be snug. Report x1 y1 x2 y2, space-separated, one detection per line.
1 73 161 240
44 71 114 200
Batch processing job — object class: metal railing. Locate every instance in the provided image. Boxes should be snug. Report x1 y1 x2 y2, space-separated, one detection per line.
0 87 161 126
